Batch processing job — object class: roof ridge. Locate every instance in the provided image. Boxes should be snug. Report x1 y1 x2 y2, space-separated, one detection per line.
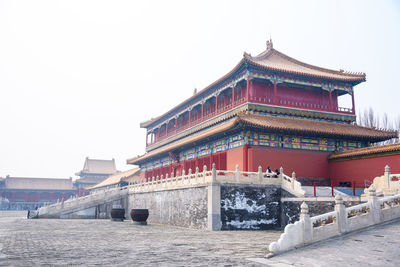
250 48 365 78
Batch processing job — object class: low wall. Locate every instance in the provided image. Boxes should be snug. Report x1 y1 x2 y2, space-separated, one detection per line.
128 186 208 229
269 187 400 255
281 197 363 226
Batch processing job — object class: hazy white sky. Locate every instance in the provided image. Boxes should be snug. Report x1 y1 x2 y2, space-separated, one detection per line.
0 0 399 178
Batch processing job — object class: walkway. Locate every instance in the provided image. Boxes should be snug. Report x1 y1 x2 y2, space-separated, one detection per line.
249 218 400 266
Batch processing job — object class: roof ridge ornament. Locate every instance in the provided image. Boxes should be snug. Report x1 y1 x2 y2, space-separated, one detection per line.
266 38 273 50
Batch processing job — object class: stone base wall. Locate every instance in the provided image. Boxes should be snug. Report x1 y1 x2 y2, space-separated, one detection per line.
220 185 281 230
128 186 208 229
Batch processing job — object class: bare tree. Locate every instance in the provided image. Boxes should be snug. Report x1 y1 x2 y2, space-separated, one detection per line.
357 108 398 145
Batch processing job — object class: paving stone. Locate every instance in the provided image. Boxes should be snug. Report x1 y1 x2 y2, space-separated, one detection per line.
0 211 281 266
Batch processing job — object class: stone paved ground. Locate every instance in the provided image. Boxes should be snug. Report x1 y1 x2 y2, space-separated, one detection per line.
249 218 400 267
0 211 281 266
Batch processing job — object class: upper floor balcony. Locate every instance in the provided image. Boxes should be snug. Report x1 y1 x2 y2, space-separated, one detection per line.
145 80 355 150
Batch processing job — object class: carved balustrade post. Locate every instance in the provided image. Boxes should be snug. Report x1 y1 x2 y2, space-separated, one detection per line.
212 163 217 183
188 168 192 185
334 194 347 233
235 164 240 183
203 165 207 183
182 170 186 185
300 202 312 244
258 166 263 183
195 167 199 184
291 172 296 189
384 165 391 189
368 185 380 224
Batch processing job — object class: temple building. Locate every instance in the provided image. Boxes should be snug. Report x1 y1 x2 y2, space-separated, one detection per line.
74 157 118 195
127 40 397 186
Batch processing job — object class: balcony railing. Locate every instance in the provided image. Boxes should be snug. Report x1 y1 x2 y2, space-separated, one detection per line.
147 97 354 147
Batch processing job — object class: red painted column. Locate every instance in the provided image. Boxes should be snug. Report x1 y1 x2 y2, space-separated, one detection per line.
329 89 333 111
351 91 355 114
201 102 204 121
232 85 235 107
215 95 218 114
273 80 277 104
243 144 249 172
246 78 250 102
188 109 191 127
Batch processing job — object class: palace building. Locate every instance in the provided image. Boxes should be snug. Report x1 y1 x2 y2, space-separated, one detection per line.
0 176 75 209
74 157 118 195
127 40 397 185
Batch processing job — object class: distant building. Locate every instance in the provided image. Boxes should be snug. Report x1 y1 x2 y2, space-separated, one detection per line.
89 168 140 191
0 176 75 210
74 157 118 195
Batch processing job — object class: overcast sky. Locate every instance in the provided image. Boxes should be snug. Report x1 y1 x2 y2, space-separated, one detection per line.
0 0 399 178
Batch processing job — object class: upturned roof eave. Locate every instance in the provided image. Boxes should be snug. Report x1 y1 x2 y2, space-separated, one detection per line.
141 43 368 130
246 47 366 83
128 118 240 164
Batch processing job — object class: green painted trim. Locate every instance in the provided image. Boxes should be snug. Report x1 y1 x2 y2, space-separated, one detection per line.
248 103 355 122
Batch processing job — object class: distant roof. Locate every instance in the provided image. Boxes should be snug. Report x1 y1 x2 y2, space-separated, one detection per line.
74 176 107 185
75 157 117 176
4 177 74 190
129 113 397 165
89 168 140 190
329 142 400 161
140 40 365 128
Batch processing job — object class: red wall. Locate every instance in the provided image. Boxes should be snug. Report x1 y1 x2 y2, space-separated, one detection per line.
250 82 338 109
329 154 400 187
226 146 244 171
247 146 330 178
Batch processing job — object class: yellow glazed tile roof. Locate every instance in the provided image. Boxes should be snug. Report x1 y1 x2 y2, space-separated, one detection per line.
329 142 400 160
